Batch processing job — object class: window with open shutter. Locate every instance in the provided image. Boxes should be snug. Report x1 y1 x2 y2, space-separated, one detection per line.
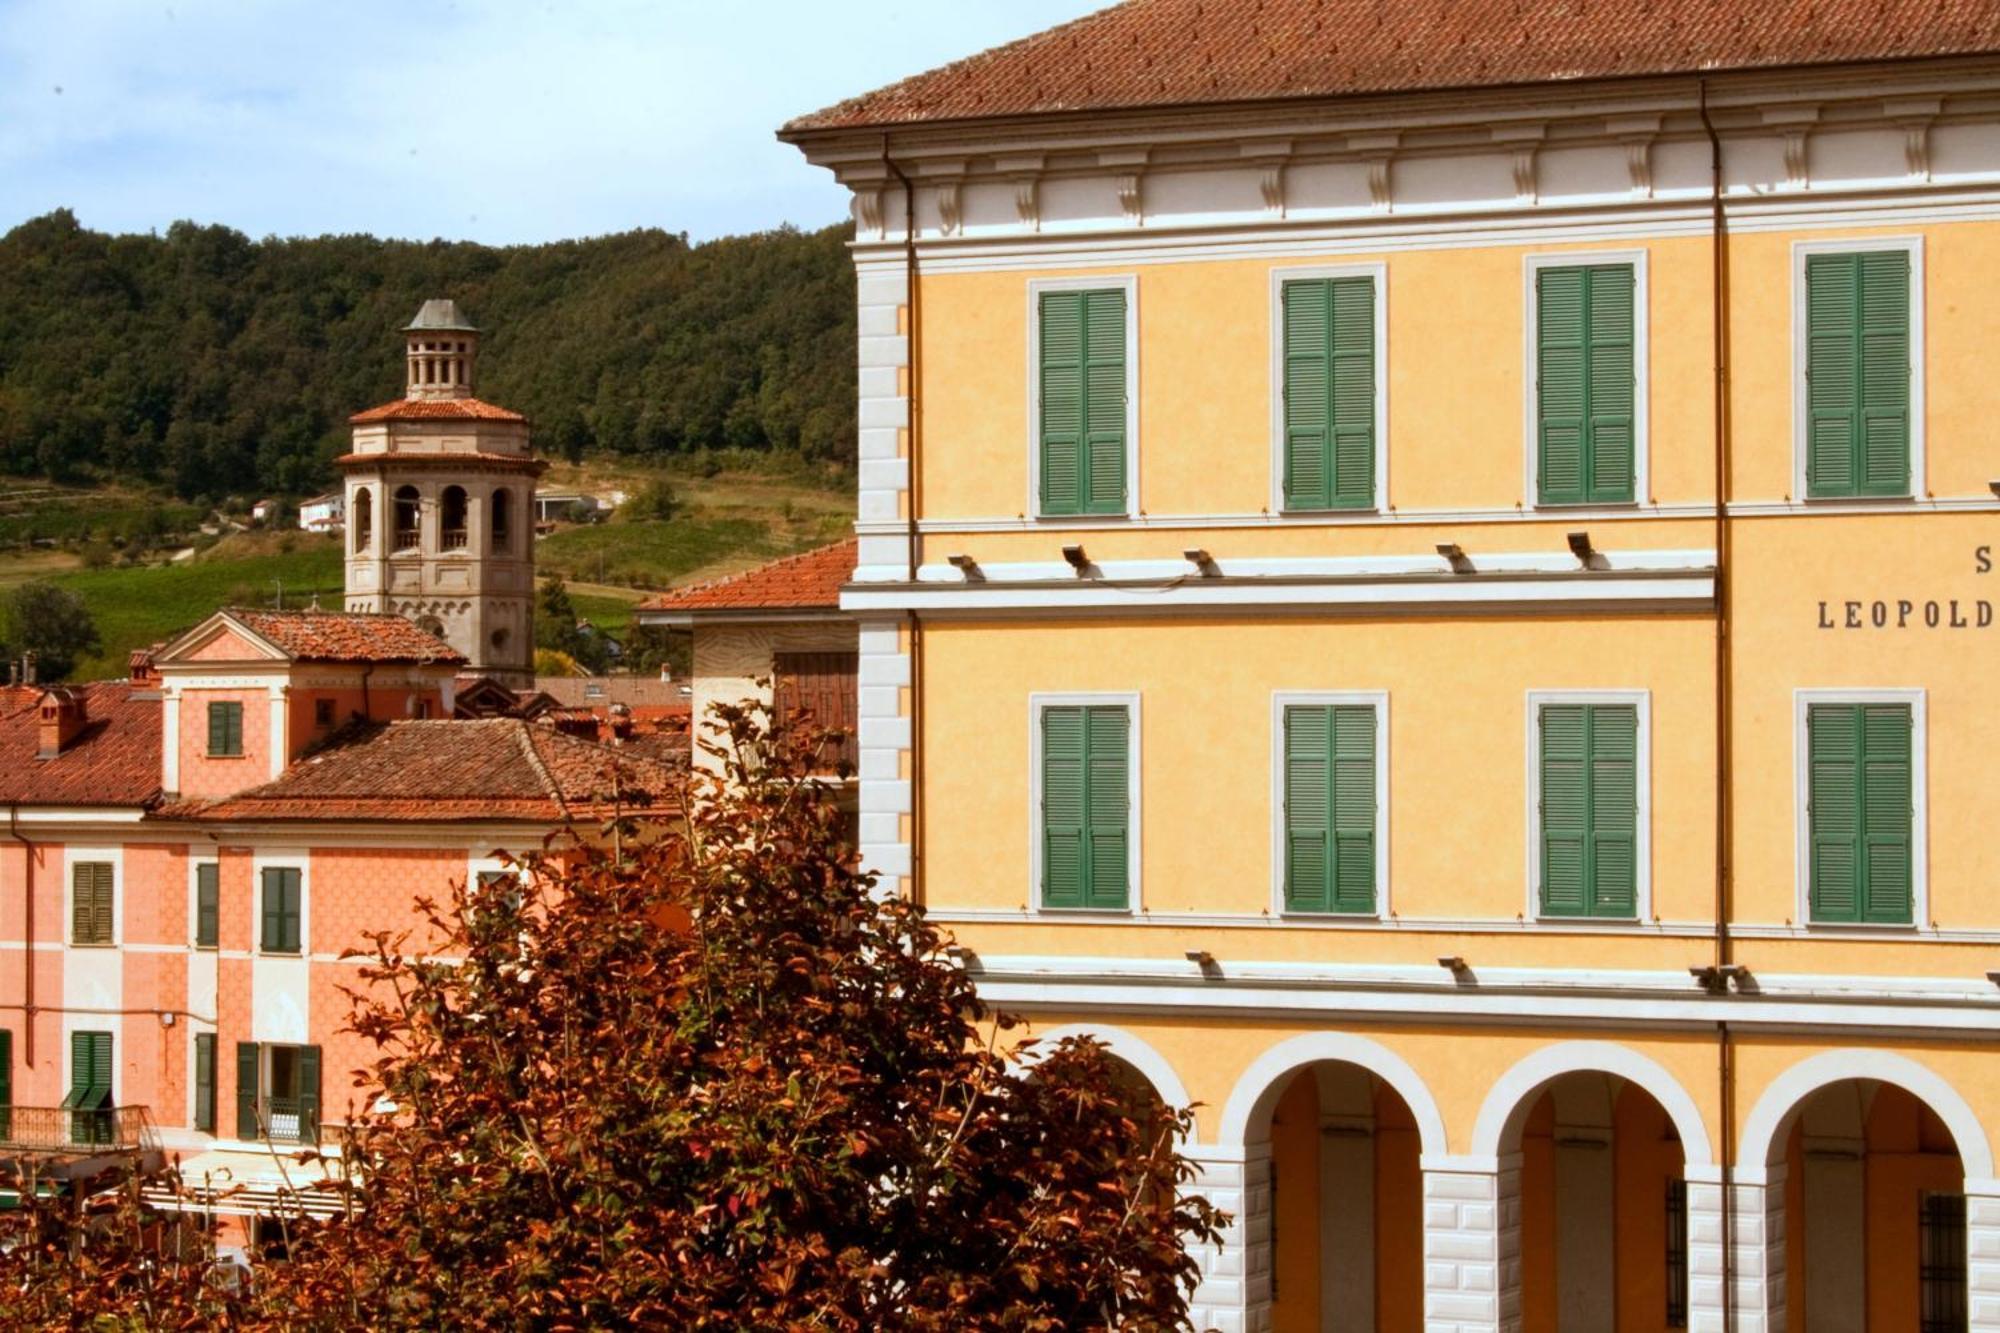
261 867 301 954
0 1029 12 1140
1283 704 1378 914
1805 251 1911 498
1040 704 1131 910
72 862 113 945
1282 276 1377 511
195 862 219 948
208 700 244 757
1539 704 1639 919
1038 288 1128 516
1808 703 1912 924
65 1030 112 1144
1537 264 1637 505
236 1042 260 1140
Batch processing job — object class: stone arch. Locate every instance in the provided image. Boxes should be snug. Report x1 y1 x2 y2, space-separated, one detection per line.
1217 1031 1448 1157
1738 1048 1992 1181
1472 1040 1714 1167
1019 1022 1192 1113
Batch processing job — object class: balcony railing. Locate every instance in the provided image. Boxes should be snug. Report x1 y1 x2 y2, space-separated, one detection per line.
258 1097 319 1146
0 1105 159 1156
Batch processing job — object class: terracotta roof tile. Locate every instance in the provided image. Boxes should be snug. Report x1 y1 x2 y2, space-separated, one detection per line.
636 541 855 616
349 397 526 424
0 683 162 808
224 610 467 665
159 718 682 824
784 0 2000 132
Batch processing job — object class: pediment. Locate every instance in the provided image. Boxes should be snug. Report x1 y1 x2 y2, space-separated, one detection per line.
154 613 291 666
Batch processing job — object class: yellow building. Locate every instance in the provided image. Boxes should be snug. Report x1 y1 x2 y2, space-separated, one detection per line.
782 3 2000 1329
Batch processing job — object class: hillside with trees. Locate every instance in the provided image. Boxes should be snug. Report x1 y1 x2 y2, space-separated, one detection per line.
0 210 856 500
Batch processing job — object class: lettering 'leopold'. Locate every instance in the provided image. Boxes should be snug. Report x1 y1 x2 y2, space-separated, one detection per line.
1818 599 1996 629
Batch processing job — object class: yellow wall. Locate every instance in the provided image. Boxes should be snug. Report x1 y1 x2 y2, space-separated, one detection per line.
915 221 2000 522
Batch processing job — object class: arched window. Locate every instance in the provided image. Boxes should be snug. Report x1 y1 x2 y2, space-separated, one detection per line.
393 486 421 551
441 486 469 550
490 488 512 553
352 487 373 553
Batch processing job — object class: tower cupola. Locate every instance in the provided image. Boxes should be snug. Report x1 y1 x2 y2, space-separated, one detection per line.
404 298 480 401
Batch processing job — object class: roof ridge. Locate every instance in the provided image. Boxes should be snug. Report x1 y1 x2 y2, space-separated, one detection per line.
515 722 572 820
672 538 853 597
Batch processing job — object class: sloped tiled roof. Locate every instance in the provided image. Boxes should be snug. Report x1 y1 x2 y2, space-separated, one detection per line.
224 610 467 665
0 683 162 808
158 718 683 824
636 540 855 616
784 0 2000 132
349 397 525 424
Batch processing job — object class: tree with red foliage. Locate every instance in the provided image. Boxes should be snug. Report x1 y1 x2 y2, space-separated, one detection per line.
246 704 1225 1329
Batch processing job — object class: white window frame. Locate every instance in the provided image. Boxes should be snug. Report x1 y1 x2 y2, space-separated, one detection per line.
1025 275 1140 522
1790 235 1925 503
64 846 122 948
1522 249 1651 509
1792 688 1928 930
1027 692 1141 915
1269 691 1390 919
1523 690 1653 923
1268 262 1390 515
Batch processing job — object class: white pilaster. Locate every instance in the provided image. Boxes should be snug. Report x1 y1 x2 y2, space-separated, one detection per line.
1705 1169 1787 1333
1967 1180 2000 1333
1186 1144 1271 1333
855 618 910 896
1421 1157 1522 1333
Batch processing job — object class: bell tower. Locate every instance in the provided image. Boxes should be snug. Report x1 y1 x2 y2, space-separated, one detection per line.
341 299 544 686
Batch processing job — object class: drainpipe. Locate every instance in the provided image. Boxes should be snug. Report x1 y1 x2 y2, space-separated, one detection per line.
8 805 34 1069
883 141 925 908
1699 77 1738 1333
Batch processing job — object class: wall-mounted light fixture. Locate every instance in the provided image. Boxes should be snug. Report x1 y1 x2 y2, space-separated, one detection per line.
1183 548 1220 576
1690 963 1750 994
1436 542 1473 574
1989 481 2000 498
1566 530 1596 565
947 553 982 581
1438 955 1470 978
1061 544 1090 574
1184 948 1215 967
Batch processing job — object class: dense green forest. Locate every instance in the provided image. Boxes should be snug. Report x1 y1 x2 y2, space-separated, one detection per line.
0 210 856 500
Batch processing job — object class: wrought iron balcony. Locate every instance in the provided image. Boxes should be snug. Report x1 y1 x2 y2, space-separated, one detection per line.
0 1105 160 1157
258 1097 318 1146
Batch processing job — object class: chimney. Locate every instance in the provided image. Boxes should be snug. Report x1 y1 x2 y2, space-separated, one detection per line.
37 688 85 759
22 652 36 686
609 701 633 741
128 647 158 688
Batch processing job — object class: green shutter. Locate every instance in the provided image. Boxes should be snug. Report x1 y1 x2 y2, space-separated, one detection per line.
196 862 219 948
1040 704 1131 910
261 868 300 953
237 1042 260 1140
1538 264 1637 505
194 1033 215 1133
1282 277 1377 511
207 701 243 757
299 1045 322 1145
1284 705 1377 914
72 862 112 945
1038 289 1126 516
1809 703 1913 923
1806 251 1910 498
1084 707 1130 909
0 1029 10 1141
1539 704 1639 918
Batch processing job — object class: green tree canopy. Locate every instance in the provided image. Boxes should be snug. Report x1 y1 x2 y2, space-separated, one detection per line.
5 580 101 681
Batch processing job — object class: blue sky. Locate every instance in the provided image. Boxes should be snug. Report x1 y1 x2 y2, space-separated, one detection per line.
0 0 1104 245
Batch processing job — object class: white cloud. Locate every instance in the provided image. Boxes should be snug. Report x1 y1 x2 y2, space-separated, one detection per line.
0 0 1106 243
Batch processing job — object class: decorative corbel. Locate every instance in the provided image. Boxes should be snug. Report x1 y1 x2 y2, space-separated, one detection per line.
855 188 885 239
1240 139 1293 217
1886 97 1942 182
1114 173 1144 226
1625 138 1654 198
1782 129 1810 190
1511 146 1539 203
1014 177 1040 232
935 181 962 237
1367 157 1393 212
